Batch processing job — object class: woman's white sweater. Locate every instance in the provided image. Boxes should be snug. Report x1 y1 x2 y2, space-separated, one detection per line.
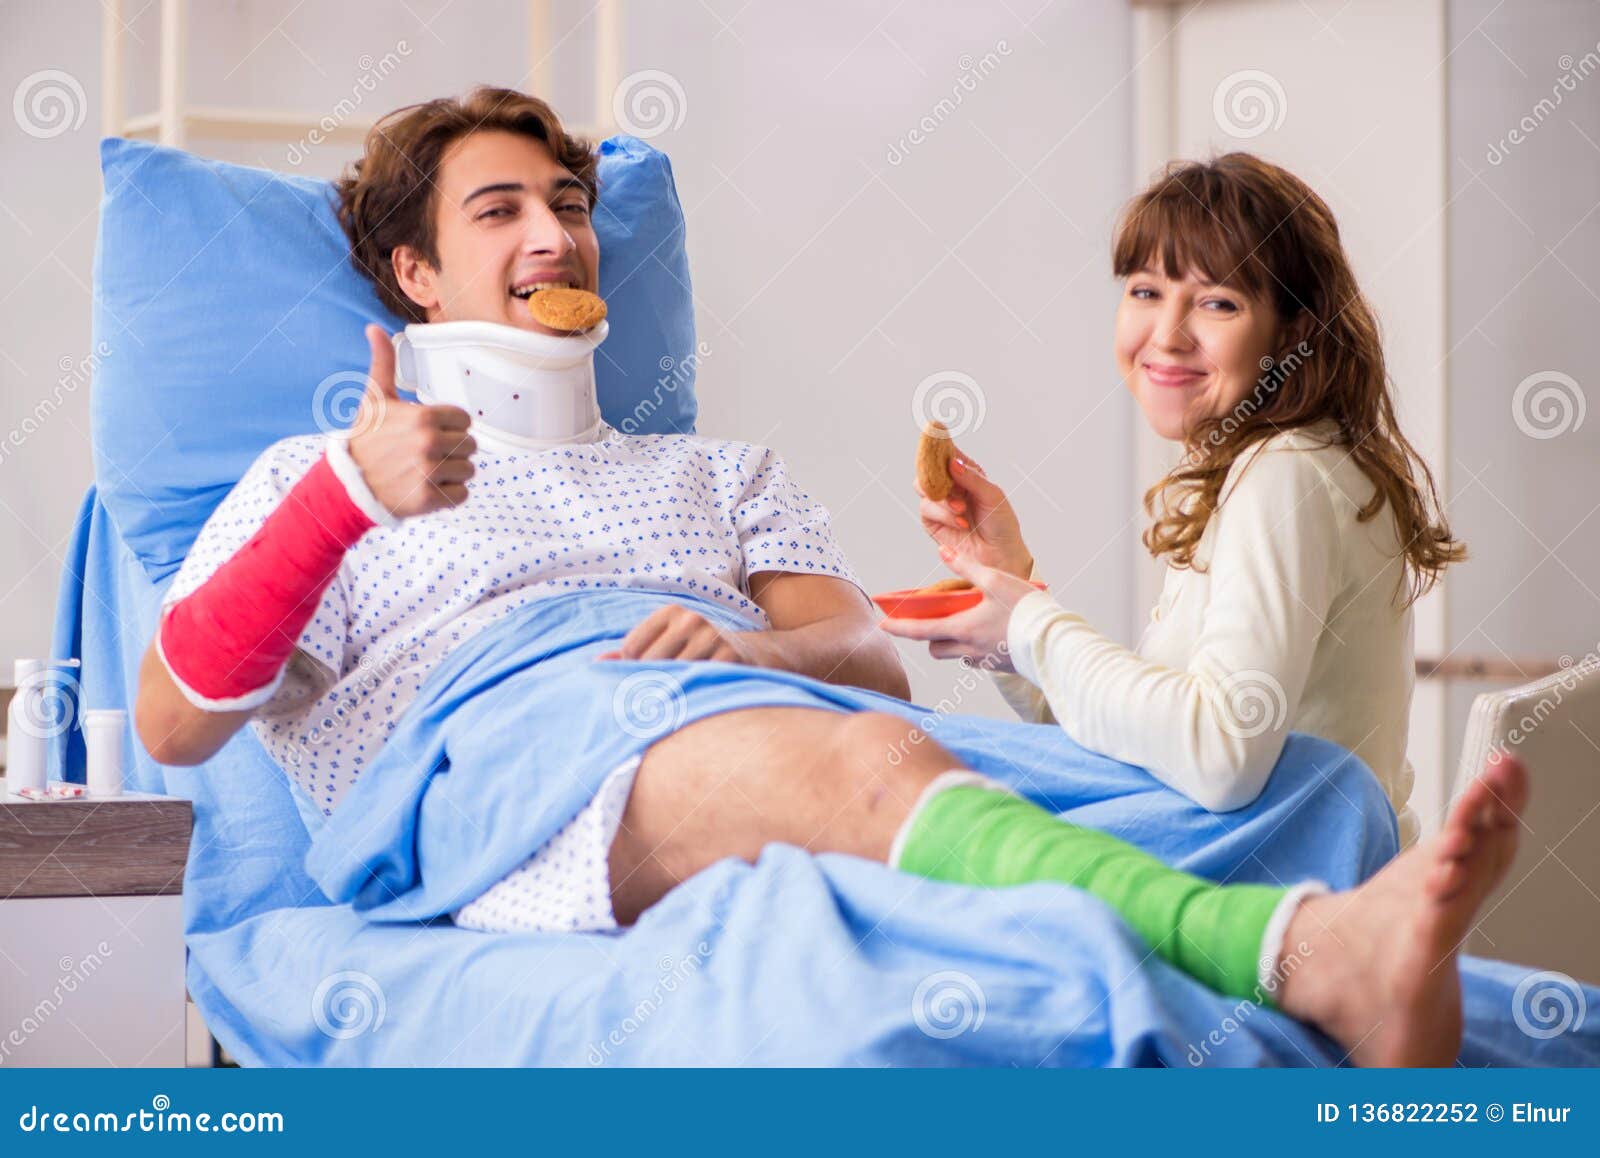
998 426 1419 845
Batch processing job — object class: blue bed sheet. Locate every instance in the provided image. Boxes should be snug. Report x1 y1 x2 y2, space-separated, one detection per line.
51 510 1600 1066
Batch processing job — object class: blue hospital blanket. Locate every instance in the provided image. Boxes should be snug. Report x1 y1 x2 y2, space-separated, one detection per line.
248 588 1598 1066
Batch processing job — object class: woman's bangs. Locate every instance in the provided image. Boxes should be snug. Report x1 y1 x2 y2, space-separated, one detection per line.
1113 183 1268 298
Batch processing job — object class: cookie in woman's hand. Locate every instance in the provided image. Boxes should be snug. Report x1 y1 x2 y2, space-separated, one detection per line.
916 420 956 500
526 287 608 332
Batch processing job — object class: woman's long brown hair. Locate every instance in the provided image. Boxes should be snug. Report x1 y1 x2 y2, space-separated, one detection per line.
1116 153 1464 604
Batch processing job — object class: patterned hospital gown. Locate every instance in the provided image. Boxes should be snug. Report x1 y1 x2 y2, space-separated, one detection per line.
162 425 865 932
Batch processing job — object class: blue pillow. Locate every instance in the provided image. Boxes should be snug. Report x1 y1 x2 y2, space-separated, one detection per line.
91 134 697 580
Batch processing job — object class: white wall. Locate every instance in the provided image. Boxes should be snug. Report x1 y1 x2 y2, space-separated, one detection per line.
0 0 1138 719
1444 0 1600 774
0 1 107 676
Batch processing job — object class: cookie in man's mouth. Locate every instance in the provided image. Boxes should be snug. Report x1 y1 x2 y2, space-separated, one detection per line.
518 284 608 332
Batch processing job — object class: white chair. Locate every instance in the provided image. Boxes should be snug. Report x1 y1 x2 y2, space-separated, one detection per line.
1457 660 1600 983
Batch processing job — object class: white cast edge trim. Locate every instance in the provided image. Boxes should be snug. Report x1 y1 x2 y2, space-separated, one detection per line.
323 434 400 529
153 611 286 715
886 769 1010 870
1257 879 1330 995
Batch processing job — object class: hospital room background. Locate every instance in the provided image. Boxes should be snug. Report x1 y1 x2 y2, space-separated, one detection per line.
0 0 1597 1067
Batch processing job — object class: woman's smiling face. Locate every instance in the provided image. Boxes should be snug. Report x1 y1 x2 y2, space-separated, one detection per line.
1115 265 1283 442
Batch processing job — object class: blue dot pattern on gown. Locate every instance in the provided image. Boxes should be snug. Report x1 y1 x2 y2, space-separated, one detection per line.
452 752 645 934
161 425 867 826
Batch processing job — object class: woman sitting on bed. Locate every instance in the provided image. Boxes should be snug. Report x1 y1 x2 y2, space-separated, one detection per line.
883 153 1463 845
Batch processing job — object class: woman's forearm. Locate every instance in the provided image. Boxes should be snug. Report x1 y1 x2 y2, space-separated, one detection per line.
1007 593 1288 811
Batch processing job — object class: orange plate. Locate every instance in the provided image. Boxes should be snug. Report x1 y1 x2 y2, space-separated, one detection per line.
873 580 1047 619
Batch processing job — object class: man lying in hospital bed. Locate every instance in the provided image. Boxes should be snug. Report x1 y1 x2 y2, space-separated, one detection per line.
133 86 1535 1066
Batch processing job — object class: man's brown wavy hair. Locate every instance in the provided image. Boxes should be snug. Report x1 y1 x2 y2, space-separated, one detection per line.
333 86 597 323
1116 152 1464 605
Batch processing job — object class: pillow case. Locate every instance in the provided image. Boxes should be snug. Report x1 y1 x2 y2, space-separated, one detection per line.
91 133 697 579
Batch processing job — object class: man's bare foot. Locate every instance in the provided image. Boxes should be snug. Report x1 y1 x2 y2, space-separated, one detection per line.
1276 754 1528 1066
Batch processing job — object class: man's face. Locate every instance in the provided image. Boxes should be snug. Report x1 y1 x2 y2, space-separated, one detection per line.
392 129 599 336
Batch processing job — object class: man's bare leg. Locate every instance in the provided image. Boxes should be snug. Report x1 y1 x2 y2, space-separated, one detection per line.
610 706 1529 1067
1277 755 1528 1066
609 708 955 924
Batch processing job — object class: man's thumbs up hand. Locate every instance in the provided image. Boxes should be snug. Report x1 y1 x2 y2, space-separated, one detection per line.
347 324 477 518
362 322 401 404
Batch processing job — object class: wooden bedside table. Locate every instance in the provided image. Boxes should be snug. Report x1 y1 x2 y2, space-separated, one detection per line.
0 779 192 1066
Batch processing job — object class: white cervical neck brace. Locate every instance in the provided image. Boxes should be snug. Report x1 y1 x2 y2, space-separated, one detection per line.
391 319 611 455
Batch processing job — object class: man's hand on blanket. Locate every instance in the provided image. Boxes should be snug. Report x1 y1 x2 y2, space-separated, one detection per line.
877 548 1036 671
600 576 911 699
597 605 758 664
347 325 478 518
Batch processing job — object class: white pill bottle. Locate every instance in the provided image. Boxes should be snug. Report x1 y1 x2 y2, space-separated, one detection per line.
6 658 80 795
83 708 126 797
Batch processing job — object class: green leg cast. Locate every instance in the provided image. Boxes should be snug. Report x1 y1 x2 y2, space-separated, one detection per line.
896 785 1287 1005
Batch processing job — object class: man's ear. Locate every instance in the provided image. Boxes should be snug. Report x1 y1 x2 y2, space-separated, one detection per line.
391 245 440 312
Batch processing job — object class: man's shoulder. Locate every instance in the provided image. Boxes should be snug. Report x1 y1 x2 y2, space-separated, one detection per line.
251 431 327 466
230 432 329 496
621 431 779 466
256 431 328 470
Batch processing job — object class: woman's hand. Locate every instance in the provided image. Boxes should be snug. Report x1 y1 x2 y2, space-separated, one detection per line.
598 605 758 664
878 549 1042 671
917 449 1034 579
